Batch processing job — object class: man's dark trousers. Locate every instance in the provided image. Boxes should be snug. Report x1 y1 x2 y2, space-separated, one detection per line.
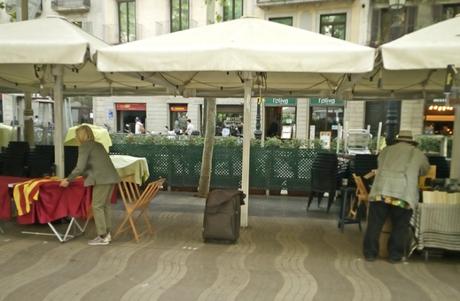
363 201 413 261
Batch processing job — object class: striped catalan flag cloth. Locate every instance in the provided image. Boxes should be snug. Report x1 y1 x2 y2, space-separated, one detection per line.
12 177 61 216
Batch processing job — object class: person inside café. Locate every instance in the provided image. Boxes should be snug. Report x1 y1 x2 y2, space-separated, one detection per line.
135 116 145 134
59 125 120 246
363 130 430 263
186 118 195 136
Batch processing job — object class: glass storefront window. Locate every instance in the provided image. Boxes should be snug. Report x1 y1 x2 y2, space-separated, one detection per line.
216 105 243 136
170 104 188 134
280 107 296 139
115 103 146 133
265 106 296 139
310 106 343 138
424 104 455 135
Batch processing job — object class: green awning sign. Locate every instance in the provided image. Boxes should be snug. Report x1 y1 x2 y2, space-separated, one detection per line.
310 97 344 106
264 97 297 106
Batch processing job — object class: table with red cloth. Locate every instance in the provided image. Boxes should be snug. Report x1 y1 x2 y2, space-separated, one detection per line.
14 178 92 225
0 176 92 242
0 176 30 220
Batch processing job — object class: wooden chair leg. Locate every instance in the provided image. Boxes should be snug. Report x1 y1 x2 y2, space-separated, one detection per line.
141 212 154 235
127 215 140 242
113 215 130 239
348 201 357 219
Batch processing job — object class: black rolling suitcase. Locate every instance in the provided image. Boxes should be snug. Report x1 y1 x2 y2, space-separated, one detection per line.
203 189 245 243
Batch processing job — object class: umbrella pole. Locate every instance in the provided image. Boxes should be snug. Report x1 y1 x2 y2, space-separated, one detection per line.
52 65 65 178
241 72 253 227
450 105 460 179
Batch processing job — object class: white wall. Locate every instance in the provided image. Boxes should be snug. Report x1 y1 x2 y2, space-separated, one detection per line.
344 100 365 129
400 99 425 135
296 98 309 139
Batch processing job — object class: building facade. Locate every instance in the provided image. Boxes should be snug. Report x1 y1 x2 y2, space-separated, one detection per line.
92 0 370 139
1 0 459 140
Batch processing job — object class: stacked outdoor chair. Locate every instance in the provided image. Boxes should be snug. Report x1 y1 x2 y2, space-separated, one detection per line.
64 146 79 177
27 145 55 177
307 152 338 212
2 141 29 176
426 154 450 179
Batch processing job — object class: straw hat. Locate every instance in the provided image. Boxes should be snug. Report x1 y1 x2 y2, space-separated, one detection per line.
396 130 417 144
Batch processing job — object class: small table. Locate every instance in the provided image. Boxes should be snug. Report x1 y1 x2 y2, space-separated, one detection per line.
110 155 150 185
3 177 92 242
338 186 362 232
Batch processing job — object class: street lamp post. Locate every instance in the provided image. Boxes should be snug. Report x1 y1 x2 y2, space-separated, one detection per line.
254 73 265 139
385 0 406 144
385 101 399 145
254 99 262 139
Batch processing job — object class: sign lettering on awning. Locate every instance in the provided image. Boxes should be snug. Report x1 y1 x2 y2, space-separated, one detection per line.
264 97 297 106
310 97 344 106
115 103 146 111
170 105 188 112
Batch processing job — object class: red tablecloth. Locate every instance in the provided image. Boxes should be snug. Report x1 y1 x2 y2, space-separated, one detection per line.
0 176 30 220
16 179 92 225
0 176 92 224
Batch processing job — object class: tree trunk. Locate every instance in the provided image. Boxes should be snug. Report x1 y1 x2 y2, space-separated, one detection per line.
197 0 218 197
197 97 216 197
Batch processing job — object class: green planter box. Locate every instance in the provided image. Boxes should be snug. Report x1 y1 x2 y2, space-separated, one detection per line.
110 143 318 192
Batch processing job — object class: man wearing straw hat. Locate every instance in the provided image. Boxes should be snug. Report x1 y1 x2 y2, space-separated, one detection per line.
363 130 430 263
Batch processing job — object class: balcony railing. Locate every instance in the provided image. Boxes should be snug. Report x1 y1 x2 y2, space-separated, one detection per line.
257 0 336 7
51 0 90 14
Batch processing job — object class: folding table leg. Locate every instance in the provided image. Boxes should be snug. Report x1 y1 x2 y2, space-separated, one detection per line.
22 217 87 243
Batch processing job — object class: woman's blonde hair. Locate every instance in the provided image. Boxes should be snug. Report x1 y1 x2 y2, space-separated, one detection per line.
76 125 95 144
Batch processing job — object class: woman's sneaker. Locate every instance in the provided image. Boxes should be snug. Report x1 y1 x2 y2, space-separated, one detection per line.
88 235 110 246
105 233 112 243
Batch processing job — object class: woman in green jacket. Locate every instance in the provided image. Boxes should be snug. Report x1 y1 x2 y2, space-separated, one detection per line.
60 125 120 246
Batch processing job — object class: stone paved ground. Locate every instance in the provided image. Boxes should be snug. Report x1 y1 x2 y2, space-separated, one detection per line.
0 192 459 301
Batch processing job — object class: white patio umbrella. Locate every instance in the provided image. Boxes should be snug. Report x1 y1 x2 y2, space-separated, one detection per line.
378 16 460 178
98 17 375 226
0 16 165 177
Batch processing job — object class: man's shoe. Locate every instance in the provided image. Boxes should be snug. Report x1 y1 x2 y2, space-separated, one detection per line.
88 236 110 246
388 257 402 264
364 256 377 262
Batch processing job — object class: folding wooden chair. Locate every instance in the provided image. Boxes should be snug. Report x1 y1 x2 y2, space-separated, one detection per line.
349 173 369 220
113 177 164 242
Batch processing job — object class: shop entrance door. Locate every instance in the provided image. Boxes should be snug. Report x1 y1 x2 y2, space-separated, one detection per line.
265 107 281 138
115 103 146 133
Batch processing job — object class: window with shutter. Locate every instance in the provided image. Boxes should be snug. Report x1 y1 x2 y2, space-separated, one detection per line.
170 0 190 32
118 0 136 43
